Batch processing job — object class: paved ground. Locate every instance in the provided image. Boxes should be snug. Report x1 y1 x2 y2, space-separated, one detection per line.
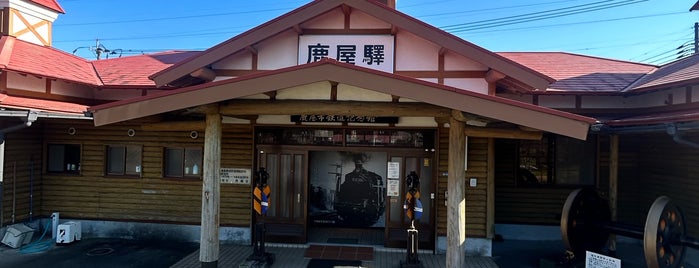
492 239 699 268
0 238 198 268
1 237 698 267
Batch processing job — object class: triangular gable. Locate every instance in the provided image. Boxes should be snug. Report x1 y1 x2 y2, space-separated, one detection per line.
149 0 553 90
91 59 593 140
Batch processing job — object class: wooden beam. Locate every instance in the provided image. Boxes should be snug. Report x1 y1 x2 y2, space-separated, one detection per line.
141 121 205 131
447 115 466 268
464 126 543 140
190 68 216 82
486 138 495 239
200 107 222 268
219 99 451 117
608 134 619 252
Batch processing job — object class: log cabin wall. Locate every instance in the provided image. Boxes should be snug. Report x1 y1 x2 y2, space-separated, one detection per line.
493 139 574 226
38 119 253 227
436 125 489 238
617 132 699 238
0 124 44 226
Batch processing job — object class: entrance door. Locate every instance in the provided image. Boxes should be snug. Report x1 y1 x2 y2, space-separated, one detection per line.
256 146 307 243
384 152 435 249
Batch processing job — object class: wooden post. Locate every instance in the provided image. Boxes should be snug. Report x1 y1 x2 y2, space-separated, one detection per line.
486 138 495 239
608 134 619 252
200 106 222 268
447 115 466 268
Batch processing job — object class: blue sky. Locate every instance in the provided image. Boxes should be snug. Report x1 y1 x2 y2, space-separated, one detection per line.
51 0 699 65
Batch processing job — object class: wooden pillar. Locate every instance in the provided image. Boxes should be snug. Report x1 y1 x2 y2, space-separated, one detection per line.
200 106 222 268
447 115 466 267
608 134 619 252
486 138 495 239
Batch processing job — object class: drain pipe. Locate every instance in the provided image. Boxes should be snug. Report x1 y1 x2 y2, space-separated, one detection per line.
666 124 699 149
0 110 39 144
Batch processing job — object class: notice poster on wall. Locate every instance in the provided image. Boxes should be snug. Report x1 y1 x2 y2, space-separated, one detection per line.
309 151 387 228
387 179 400 197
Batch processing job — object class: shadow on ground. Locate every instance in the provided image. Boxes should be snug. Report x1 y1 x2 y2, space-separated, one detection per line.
0 238 198 268
492 239 699 268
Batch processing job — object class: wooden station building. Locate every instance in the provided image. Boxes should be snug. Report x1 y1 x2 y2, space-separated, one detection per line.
0 0 698 267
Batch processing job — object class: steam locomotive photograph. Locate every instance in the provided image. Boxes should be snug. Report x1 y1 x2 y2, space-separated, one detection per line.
308 151 387 228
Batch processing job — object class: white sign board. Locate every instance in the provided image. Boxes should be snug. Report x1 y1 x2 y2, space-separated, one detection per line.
298 35 395 73
387 162 400 179
387 179 400 197
585 251 620 268
220 168 251 185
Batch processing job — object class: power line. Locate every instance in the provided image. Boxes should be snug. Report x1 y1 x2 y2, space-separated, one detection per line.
443 0 648 33
54 7 298 27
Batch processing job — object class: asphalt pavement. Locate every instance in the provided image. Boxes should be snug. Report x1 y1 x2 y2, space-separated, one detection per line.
0 237 198 268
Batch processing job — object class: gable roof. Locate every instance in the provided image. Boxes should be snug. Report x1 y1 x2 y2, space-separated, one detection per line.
90 59 594 140
624 53 699 92
0 36 101 85
150 0 553 90
499 52 657 93
28 0 65 14
92 51 201 88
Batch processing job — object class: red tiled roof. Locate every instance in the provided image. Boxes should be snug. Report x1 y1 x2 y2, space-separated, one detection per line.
91 51 201 88
0 36 101 85
498 52 657 92
29 0 65 13
0 93 87 114
625 54 699 92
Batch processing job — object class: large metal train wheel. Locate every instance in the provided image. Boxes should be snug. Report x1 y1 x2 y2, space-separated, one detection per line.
644 196 686 268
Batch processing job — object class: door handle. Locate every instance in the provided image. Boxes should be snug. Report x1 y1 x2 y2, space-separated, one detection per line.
297 193 301 203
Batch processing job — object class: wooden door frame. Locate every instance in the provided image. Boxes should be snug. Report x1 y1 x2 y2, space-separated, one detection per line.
384 150 437 249
255 145 308 243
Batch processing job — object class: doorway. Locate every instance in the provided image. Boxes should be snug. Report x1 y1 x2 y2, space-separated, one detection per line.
255 146 307 243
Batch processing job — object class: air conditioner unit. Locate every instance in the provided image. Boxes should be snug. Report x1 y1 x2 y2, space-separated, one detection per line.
56 221 81 244
2 223 34 248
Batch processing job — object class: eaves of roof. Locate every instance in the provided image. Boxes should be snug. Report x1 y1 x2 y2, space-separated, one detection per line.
0 93 87 114
29 0 65 13
149 0 553 90
91 59 594 140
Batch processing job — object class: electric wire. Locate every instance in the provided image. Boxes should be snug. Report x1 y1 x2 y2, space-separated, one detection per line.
443 0 648 33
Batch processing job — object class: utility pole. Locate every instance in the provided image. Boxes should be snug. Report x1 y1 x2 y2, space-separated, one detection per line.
695 22 698 54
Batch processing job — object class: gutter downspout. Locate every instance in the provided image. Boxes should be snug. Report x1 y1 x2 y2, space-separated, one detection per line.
666 124 699 149
1 110 38 226
0 110 39 144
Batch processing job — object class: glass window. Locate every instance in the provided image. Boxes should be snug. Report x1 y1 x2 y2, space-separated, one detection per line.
106 145 142 176
516 135 596 186
47 144 81 174
164 147 202 178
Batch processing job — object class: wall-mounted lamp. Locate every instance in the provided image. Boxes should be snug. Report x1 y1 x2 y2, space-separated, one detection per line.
68 127 76 135
190 130 199 139
127 129 136 137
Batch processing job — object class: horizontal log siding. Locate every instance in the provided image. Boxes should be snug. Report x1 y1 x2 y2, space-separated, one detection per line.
436 126 489 238
494 139 571 225
39 119 253 226
623 132 699 238
1 125 44 226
